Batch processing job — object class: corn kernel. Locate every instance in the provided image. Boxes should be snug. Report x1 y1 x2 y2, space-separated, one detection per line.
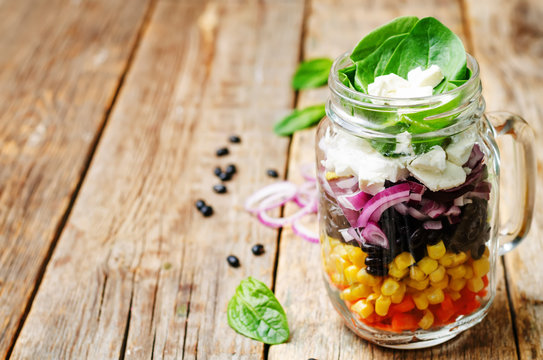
372 284 382 295
449 278 467 292
432 274 449 289
484 246 490 257
472 258 490 277
334 255 350 274
418 257 439 275
346 246 366 268
325 171 339 181
375 295 392 316
344 265 360 284
351 283 373 299
388 262 409 279
351 299 374 319
464 265 474 279
429 265 446 283
418 310 434 330
413 292 429 310
406 277 429 291
332 245 349 260
427 241 446 260
395 252 416 270
467 277 484 292
381 278 400 296
447 265 467 279
391 283 407 304
449 291 462 301
357 269 381 286
366 293 380 302
410 266 427 281
452 252 468 266
328 236 341 249
331 273 347 286
438 252 455 267
340 287 357 301
426 287 445 304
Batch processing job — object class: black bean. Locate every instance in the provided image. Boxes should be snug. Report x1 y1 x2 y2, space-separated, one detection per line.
195 199 206 210
472 243 486 259
361 243 383 255
364 256 384 267
251 244 265 256
229 135 241 143
216 147 229 156
227 255 240 268
214 167 222 176
225 164 237 175
213 184 227 194
267 169 279 178
219 172 231 181
200 205 213 217
366 265 387 276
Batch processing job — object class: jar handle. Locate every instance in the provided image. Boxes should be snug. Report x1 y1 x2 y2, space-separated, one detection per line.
485 112 536 255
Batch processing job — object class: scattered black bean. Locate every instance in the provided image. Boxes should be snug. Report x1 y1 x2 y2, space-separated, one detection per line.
225 164 237 176
200 205 213 217
229 135 241 143
214 166 222 176
366 265 388 276
267 169 279 178
216 147 229 156
219 172 232 181
251 244 265 256
195 199 206 210
213 184 227 194
227 255 240 268
308 358 318 360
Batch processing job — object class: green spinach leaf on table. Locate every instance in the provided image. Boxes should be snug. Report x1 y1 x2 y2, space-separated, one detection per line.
227 277 289 345
274 104 326 136
350 16 419 62
292 58 333 90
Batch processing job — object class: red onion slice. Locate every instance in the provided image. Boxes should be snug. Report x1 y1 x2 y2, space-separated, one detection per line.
423 220 443 230
337 190 371 211
335 176 359 190
257 195 317 228
245 182 298 214
361 222 389 249
356 183 411 227
292 219 319 243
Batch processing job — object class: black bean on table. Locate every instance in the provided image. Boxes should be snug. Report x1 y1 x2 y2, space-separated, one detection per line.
195 199 206 210
225 164 236 175
219 172 231 181
227 255 240 268
213 184 227 194
200 205 213 217
216 147 229 156
251 244 265 255
267 169 279 178
214 166 222 176
229 135 241 143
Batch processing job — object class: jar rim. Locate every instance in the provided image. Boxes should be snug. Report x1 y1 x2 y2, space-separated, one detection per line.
329 52 481 108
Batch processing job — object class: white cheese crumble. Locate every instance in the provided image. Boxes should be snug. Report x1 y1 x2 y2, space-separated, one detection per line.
321 129 409 194
407 145 466 191
368 65 444 98
395 131 413 155
446 127 477 166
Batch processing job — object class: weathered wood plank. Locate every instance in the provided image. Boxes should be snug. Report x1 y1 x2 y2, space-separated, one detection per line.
269 0 518 358
9 0 305 358
0 0 152 357
465 0 543 358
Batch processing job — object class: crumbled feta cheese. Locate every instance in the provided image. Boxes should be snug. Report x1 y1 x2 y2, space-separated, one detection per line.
408 160 467 191
446 128 477 166
408 146 447 172
395 131 413 155
321 130 409 193
368 65 444 99
407 65 444 88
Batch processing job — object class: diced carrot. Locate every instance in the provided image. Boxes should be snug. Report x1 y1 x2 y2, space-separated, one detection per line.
477 289 488 298
460 287 476 301
441 293 454 312
482 274 489 287
391 312 419 332
390 295 415 313
434 304 455 323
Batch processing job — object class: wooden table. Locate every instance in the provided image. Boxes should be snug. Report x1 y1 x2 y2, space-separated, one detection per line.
0 0 541 358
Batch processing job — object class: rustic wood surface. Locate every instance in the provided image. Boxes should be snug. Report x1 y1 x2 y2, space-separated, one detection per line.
0 0 541 359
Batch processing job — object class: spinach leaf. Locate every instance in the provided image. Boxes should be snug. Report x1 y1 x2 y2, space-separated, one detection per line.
354 33 408 92
274 104 326 136
227 277 289 345
350 16 419 62
383 17 467 89
292 58 333 90
338 64 356 89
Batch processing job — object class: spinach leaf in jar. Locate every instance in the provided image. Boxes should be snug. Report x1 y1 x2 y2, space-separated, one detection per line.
227 277 290 345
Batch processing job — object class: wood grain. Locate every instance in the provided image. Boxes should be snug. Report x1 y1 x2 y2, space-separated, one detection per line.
8 0 305 358
0 0 152 357
269 0 518 358
465 0 543 358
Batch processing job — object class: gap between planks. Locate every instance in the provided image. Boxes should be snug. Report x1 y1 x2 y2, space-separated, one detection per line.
4 0 160 358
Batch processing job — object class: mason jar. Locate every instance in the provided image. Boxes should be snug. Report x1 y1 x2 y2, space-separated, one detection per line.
316 52 535 348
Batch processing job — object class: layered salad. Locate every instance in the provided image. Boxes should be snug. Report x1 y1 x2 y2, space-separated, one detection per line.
319 17 492 333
